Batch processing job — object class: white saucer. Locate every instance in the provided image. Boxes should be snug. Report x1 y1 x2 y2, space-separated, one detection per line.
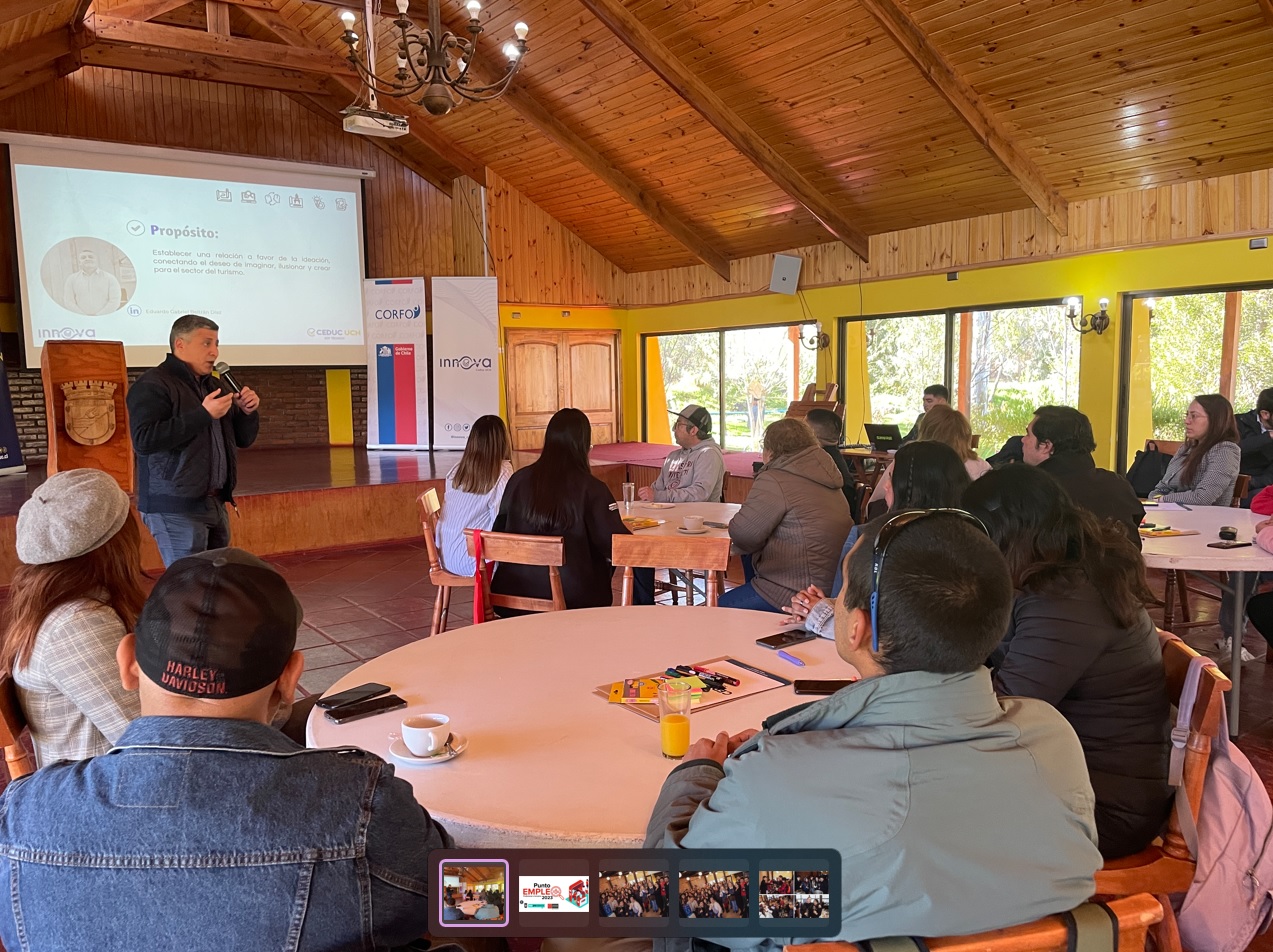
639 502 675 509
677 526 709 535
388 733 468 766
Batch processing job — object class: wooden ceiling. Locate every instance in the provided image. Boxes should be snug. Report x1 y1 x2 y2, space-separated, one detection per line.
3 0 1273 277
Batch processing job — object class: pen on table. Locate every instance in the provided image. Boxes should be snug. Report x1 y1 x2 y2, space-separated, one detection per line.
691 665 740 686
1179 502 1192 511
776 650 806 667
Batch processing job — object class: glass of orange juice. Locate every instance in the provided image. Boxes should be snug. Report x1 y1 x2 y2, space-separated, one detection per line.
658 680 692 759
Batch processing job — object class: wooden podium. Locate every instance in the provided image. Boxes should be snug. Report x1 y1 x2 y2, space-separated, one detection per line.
41 340 133 493
785 383 843 421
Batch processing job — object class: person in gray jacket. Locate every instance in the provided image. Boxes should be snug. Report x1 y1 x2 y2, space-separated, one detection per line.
646 511 1102 947
1149 393 1240 506
720 418 852 612
638 404 725 503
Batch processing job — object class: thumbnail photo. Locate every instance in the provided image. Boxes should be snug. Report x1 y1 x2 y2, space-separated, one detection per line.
40 237 137 316
442 862 507 924
759 869 831 919
678 869 749 919
518 875 590 913
599 869 669 918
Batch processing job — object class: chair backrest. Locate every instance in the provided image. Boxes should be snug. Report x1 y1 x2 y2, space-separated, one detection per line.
786 894 1162 952
1149 438 1184 456
0 676 35 781
1157 632 1231 861
465 528 566 617
611 535 732 607
1232 473 1251 507
417 489 448 580
970 433 980 449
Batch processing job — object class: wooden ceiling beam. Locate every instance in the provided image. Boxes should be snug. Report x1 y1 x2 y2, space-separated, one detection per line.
857 0 1069 236
206 0 231 36
234 4 481 186
97 0 194 21
577 0 870 262
1258 0 1273 27
86 14 354 75
79 41 333 95
0 0 64 27
0 29 76 103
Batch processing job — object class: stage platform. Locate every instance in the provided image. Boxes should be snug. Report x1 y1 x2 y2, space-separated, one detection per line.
0 443 761 586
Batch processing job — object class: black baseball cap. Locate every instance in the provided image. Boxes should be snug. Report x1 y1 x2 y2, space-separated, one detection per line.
673 404 712 435
135 548 302 699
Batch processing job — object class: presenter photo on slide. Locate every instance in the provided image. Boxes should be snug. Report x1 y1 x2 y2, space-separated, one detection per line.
39 238 136 316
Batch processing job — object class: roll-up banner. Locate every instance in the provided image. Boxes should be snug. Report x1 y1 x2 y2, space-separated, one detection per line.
431 277 499 450
0 364 26 476
363 277 429 450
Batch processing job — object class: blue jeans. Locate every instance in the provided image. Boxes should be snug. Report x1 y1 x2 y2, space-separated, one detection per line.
142 500 230 567
717 581 784 612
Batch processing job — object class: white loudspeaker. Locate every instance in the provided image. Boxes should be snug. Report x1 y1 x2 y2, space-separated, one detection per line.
769 254 802 295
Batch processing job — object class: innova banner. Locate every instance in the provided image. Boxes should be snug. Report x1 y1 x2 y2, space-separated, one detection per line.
364 277 429 449
0 364 26 475
431 277 498 450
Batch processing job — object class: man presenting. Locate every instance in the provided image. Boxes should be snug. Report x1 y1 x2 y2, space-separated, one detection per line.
0 548 451 950
900 383 948 443
128 314 260 565
62 248 122 315
646 512 1101 946
638 404 725 503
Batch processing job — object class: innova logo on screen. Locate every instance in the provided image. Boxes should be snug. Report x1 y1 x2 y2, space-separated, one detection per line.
438 356 493 370
39 327 97 339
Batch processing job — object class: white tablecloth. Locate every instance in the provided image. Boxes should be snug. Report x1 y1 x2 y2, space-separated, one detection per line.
308 606 858 848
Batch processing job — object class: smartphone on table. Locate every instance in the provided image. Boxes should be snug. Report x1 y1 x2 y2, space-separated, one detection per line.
316 682 391 710
323 694 407 724
1207 541 1252 549
756 630 818 650
793 679 859 696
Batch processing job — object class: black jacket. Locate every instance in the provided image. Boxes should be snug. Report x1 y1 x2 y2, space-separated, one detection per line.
990 586 1172 860
1236 408 1273 498
491 464 629 611
1038 452 1144 549
127 354 259 513
820 443 860 522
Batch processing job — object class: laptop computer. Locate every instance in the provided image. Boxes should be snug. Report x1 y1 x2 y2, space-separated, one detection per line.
863 423 903 452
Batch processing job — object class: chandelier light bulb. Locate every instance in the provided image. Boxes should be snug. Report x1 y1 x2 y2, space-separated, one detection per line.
397 55 408 68
1145 298 1156 311
503 41 520 59
514 21 529 39
1065 296 1080 313
466 0 481 15
396 0 410 14
339 9 356 28
1098 297 1110 310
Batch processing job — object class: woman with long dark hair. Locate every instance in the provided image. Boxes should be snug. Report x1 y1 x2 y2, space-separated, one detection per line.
1149 393 1240 506
964 465 1171 859
437 414 513 576
2 469 146 765
491 407 628 612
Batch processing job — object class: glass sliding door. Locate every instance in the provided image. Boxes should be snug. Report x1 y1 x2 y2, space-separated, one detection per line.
1148 292 1225 441
655 331 722 440
860 313 947 430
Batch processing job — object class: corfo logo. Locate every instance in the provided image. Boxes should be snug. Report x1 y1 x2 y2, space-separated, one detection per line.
39 327 97 340
438 355 493 370
374 306 421 320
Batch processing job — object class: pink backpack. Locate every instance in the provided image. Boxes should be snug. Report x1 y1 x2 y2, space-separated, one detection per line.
1171 654 1273 951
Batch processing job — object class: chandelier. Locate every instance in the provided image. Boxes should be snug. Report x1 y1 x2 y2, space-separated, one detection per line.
339 0 529 117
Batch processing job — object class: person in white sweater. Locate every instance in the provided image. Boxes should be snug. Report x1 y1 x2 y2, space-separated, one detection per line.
437 415 513 576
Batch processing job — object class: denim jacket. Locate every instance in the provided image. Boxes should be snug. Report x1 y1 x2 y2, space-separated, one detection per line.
0 716 453 951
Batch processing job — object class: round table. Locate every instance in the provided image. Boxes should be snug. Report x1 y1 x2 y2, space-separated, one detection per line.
1139 505 1273 734
307 606 858 848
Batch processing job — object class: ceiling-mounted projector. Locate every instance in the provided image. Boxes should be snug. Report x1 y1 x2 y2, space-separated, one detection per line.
342 107 410 138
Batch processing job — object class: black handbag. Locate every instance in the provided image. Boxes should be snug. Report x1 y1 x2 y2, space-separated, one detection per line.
1126 440 1173 497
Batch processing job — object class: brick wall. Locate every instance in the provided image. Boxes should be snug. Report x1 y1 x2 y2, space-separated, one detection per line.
5 365 370 461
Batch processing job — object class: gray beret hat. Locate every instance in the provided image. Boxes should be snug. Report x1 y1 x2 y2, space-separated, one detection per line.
17 469 131 566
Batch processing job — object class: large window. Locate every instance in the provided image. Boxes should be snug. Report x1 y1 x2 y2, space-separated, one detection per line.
647 324 817 450
862 313 947 429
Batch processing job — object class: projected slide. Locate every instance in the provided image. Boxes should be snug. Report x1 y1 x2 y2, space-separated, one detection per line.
8 138 367 366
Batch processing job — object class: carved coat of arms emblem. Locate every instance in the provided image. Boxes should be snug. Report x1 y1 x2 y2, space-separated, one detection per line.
61 380 118 446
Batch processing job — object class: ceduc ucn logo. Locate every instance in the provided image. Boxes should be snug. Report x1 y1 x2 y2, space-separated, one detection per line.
438 356 493 370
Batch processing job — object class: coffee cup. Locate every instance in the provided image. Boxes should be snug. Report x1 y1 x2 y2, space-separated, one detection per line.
682 515 705 532
402 713 451 756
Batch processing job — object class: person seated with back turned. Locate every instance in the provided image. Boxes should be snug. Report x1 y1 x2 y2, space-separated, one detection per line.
899 383 948 444
436 414 514 576
1148 393 1240 506
0 548 452 952
638 404 725 504
965 466 1172 860
1237 387 1273 506
492 407 630 613
720 418 852 613
805 407 860 522
645 510 1101 948
868 403 988 514
1022 405 1145 547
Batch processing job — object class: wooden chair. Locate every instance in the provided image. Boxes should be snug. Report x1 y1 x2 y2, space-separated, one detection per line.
0 676 35 781
1093 633 1231 952
1162 472 1251 631
612 535 732 607
465 528 566 619
417 489 477 636
785 894 1162 952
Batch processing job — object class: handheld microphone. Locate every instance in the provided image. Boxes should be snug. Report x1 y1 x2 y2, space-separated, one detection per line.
213 361 243 394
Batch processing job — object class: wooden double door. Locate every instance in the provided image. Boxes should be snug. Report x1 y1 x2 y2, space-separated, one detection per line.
504 329 621 451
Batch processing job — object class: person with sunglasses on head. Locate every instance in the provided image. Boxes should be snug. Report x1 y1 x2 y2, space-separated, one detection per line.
645 509 1101 946
965 466 1172 860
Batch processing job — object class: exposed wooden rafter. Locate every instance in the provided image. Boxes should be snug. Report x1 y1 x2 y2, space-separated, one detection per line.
97 0 193 21
1258 0 1273 27
0 0 63 27
0 29 78 104
856 0 1069 236
79 40 332 95
206 0 231 36
576 0 871 262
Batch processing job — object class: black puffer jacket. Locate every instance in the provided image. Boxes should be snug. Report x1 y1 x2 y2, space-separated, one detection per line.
1038 452 1145 549
128 354 259 513
989 584 1172 860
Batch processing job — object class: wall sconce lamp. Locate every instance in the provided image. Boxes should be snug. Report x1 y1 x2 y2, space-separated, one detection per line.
1066 296 1110 335
800 321 830 351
